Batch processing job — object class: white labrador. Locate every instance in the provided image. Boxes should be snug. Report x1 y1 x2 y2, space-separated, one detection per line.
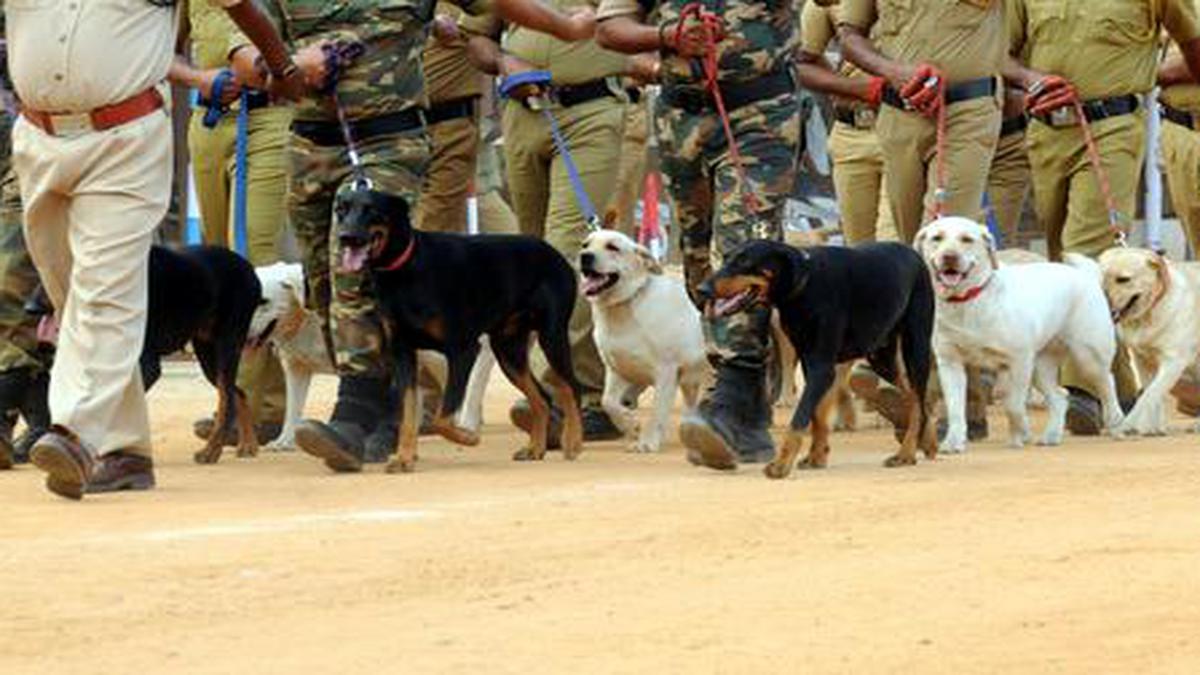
579 230 709 453
914 217 1123 453
1099 248 1200 435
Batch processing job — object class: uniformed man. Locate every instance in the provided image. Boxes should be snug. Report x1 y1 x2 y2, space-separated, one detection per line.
606 89 650 235
461 0 646 444
173 0 291 448
1006 0 1200 432
590 0 801 468
0 13 50 470
797 0 897 245
1159 22 1200 255
987 87 1031 246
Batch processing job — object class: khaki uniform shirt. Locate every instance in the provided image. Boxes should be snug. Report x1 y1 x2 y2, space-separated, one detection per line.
188 0 249 71
1162 39 1200 112
801 1 865 79
504 0 627 84
840 0 1006 83
7 0 175 112
425 2 483 104
1009 0 1200 100
597 0 799 86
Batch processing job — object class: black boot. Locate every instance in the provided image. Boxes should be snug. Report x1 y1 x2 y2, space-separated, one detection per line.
680 364 775 470
0 368 34 469
295 375 390 473
12 369 50 464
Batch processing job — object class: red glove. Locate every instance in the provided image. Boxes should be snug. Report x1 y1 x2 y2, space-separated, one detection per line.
899 64 944 116
1026 75 1077 115
863 76 886 107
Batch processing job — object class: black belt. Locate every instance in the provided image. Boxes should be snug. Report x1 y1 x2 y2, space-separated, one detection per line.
1000 114 1028 137
196 90 271 112
881 76 997 111
555 79 619 108
1162 103 1198 131
662 70 794 115
425 96 477 126
833 107 877 129
1033 94 1140 128
291 108 425 147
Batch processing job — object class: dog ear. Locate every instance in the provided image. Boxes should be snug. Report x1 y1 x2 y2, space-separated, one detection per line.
983 229 999 270
1150 252 1170 291
635 243 663 275
912 225 931 258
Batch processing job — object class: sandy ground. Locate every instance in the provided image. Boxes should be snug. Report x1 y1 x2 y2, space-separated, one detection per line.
4 361 1200 674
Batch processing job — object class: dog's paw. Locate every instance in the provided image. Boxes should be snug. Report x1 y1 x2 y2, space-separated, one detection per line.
627 440 660 454
236 445 258 459
883 453 917 468
512 447 545 462
265 441 297 453
1037 429 1063 447
385 458 416 474
763 460 794 480
193 448 221 465
797 454 827 470
938 441 966 455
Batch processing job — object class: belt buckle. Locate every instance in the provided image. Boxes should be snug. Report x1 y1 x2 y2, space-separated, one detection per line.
1048 106 1078 128
855 108 877 129
49 112 94 137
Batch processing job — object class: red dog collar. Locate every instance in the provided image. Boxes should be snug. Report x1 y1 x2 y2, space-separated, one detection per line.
377 237 416 272
944 276 992 303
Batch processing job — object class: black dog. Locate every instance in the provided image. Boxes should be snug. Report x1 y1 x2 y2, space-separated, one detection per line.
335 188 582 473
28 245 263 464
702 240 936 478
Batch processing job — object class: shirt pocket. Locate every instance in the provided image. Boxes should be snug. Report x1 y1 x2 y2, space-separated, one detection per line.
939 0 994 29
1025 0 1066 43
876 0 914 37
1086 1 1154 46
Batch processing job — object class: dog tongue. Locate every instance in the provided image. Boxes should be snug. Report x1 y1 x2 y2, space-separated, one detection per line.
712 291 748 317
341 247 368 273
581 274 606 295
36 315 58 345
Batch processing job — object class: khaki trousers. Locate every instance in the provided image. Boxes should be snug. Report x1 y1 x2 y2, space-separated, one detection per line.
986 129 1031 246
418 116 478 234
477 189 519 235
876 96 1001 242
1027 113 1141 400
187 105 290 424
827 121 898 244
502 97 625 406
1162 119 1200 254
12 111 172 457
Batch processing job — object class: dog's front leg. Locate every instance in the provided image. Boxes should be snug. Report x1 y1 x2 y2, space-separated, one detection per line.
937 355 969 454
1003 357 1034 448
386 347 420 474
601 367 639 442
635 366 678 453
1123 352 1187 436
457 337 495 433
269 358 309 451
766 360 834 479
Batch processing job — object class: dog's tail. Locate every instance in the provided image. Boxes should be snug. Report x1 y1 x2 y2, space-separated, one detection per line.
1062 252 1102 282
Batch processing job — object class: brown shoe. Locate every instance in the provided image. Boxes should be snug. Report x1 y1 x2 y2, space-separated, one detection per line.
29 425 97 500
88 451 155 493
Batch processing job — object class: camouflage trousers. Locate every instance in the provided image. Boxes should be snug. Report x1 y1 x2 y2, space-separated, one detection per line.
657 90 800 368
289 127 430 378
0 118 48 374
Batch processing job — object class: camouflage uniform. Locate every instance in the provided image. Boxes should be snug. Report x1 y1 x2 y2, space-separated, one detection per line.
598 0 801 370
244 0 475 377
0 102 46 380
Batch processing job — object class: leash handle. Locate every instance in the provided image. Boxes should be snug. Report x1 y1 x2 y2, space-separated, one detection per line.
202 69 235 129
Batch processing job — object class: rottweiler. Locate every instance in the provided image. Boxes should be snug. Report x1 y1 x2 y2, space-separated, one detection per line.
336 188 582 473
701 240 937 479
28 245 263 465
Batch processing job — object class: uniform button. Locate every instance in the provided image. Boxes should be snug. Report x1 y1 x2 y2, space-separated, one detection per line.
54 74 63 81
58 35 67 43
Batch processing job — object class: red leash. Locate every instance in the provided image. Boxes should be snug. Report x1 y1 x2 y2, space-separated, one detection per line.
675 4 761 213
927 77 949 221
1070 96 1128 247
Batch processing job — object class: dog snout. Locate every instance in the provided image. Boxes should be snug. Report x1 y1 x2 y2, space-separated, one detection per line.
940 251 962 269
580 251 596 272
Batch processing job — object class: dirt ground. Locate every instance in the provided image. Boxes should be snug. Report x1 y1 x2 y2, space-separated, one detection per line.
4 362 1200 674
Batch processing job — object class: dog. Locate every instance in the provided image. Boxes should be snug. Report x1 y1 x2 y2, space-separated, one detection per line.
701 239 937 478
914 217 1123 453
578 230 708 453
1098 247 1200 435
29 245 263 464
335 188 582 473
247 262 495 451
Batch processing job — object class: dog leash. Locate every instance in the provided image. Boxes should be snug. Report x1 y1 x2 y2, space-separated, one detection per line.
499 70 602 231
675 3 760 213
322 42 372 191
201 70 250 256
1070 96 1127 248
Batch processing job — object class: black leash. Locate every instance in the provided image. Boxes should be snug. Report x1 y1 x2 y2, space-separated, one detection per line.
321 41 372 191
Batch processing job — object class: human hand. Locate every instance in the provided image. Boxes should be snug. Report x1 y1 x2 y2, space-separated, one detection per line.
1025 74 1076 115
626 53 661 85
197 68 242 105
898 63 944 116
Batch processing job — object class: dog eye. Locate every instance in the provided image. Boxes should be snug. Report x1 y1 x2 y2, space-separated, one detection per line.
959 236 974 244
606 243 620 252
930 234 944 243
1115 276 1132 284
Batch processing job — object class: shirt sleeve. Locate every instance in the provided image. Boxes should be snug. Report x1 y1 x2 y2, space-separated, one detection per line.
838 0 876 31
1162 0 1200 45
596 0 645 21
800 3 834 56
1006 0 1027 57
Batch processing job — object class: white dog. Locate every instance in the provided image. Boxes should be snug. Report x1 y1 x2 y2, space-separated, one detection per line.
248 263 492 450
1099 248 1200 435
914 217 1123 453
579 230 709 453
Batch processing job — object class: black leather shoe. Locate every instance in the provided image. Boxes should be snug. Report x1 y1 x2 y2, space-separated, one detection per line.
29 425 97 500
87 451 155 493
679 364 775 470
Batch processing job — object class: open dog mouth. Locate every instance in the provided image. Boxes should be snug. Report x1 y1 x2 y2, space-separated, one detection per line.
936 261 975 289
710 287 760 317
1111 294 1140 323
581 270 619 297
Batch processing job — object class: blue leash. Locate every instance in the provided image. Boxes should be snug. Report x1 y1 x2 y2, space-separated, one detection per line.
200 69 249 256
981 191 1003 248
499 71 602 230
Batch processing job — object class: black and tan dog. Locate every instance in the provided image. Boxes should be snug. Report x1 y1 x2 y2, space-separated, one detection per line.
336 188 582 473
29 245 263 465
702 240 937 478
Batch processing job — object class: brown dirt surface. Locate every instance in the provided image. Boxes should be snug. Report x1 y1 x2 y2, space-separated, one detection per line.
4 362 1200 674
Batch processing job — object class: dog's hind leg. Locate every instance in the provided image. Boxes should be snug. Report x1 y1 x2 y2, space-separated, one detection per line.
492 332 551 461
887 330 935 467
766 361 835 479
232 387 258 458
385 347 421 474
798 384 839 470
268 359 310 451
428 342 483 447
1002 356 1034 449
457 336 495 433
191 340 230 464
536 315 583 461
635 366 678 454
833 363 856 431
1033 353 1067 446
